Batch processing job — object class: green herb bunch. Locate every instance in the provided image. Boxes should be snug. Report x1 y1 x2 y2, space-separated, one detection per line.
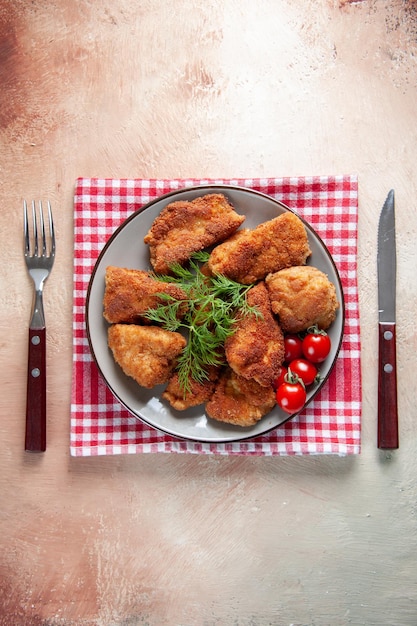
144 251 259 394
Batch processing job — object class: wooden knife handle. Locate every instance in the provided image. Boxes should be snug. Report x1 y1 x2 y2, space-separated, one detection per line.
25 327 46 452
378 322 398 449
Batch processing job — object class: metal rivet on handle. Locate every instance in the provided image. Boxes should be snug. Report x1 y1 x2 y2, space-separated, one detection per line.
31 368 41 378
31 335 41 345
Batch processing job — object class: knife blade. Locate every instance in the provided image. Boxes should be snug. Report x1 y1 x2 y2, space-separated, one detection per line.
377 189 398 449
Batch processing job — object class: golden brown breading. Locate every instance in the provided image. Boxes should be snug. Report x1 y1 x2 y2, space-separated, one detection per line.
108 324 186 388
103 266 188 324
265 265 339 333
207 211 311 284
224 282 284 387
143 193 245 274
205 368 276 427
162 367 220 411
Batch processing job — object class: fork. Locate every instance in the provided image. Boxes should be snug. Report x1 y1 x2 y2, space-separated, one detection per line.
23 200 55 452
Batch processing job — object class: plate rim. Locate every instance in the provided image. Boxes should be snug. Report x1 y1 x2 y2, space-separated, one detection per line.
85 183 345 443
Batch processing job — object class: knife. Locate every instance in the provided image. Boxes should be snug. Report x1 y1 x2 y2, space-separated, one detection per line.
377 189 398 449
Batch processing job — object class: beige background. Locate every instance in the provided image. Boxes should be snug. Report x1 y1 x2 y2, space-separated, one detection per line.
1 1 417 624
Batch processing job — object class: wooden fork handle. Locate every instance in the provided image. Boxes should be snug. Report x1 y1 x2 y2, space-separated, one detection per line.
25 327 46 452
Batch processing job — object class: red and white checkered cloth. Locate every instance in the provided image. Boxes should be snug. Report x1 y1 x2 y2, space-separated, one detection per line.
71 176 361 456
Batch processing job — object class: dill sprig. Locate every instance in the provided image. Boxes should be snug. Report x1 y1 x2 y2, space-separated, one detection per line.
144 252 260 394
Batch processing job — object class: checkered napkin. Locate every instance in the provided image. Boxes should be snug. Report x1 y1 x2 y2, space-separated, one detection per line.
71 175 361 456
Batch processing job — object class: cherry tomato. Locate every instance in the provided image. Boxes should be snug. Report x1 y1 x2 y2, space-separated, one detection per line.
273 366 288 390
276 380 306 415
302 331 331 363
284 334 303 363
289 359 319 386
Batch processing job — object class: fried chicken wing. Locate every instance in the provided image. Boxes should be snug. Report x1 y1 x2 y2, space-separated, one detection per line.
225 282 284 387
103 266 188 324
265 265 339 333
205 368 276 427
143 193 245 274
108 324 186 388
162 367 220 411
207 211 311 284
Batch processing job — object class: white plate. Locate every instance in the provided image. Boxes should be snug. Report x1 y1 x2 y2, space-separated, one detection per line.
86 185 345 442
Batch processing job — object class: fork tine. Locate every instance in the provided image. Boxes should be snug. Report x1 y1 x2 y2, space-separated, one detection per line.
48 201 55 257
39 201 46 256
23 200 30 256
32 200 38 257
24 200 55 258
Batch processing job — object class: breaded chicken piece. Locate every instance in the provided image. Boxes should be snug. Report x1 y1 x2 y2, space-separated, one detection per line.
108 324 186 388
207 211 311 284
265 265 339 333
225 282 284 387
103 266 188 324
205 368 276 427
143 193 245 274
163 366 220 411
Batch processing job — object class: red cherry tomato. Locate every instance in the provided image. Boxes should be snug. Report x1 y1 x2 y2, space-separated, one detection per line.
276 380 306 415
273 366 288 390
302 331 331 363
284 334 303 363
289 359 319 386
